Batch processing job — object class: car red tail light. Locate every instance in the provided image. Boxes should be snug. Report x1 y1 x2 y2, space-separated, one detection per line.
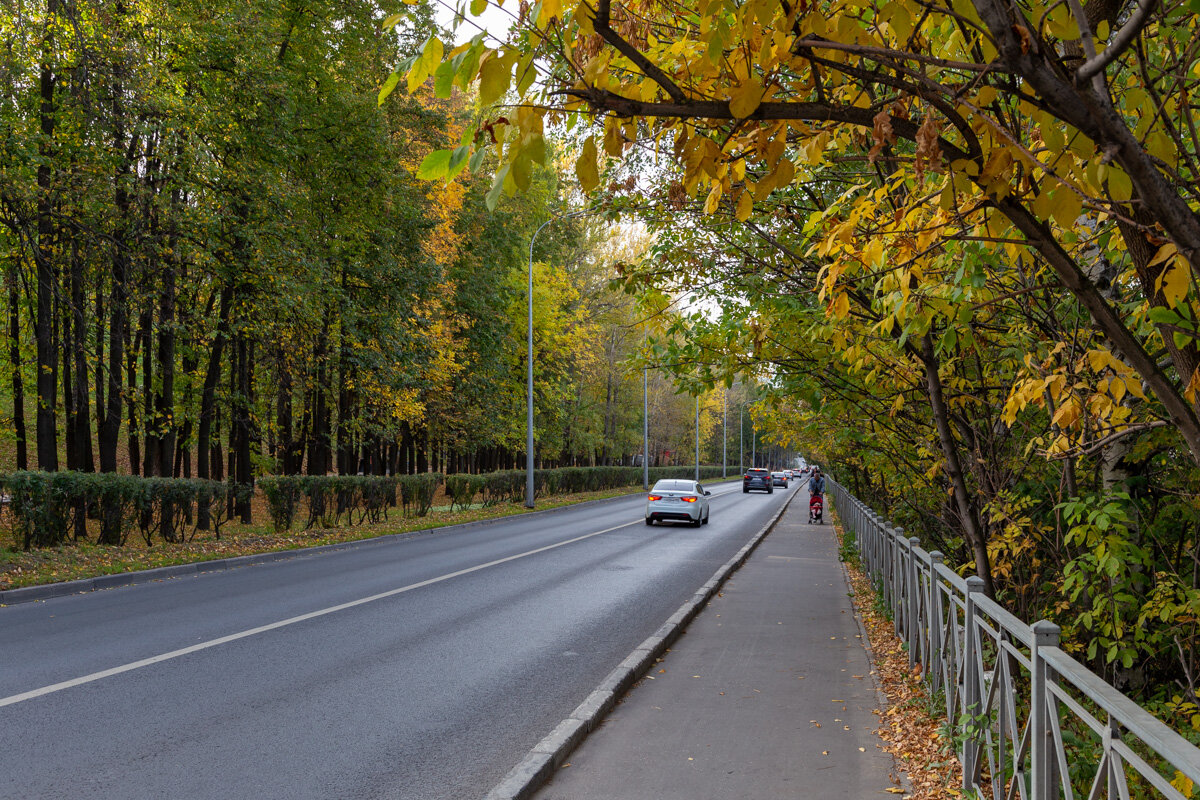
681 496 698 503
647 494 662 501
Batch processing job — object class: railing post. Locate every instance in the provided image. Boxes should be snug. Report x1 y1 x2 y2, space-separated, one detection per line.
907 536 920 670
1031 620 1061 800
962 575 986 793
892 527 905 636
928 551 945 694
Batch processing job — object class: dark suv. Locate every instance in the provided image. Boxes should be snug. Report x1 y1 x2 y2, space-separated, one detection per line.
743 468 773 494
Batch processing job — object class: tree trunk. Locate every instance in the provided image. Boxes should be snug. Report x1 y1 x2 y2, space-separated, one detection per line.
35 1 59 471
156 257 175 479
197 284 232 528
8 267 27 471
70 240 93 472
920 332 996 597
235 334 254 522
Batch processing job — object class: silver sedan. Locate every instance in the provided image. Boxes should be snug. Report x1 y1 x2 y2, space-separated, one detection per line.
645 479 712 527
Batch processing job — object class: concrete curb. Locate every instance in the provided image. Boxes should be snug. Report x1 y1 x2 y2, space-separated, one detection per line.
0 481 742 607
483 487 800 800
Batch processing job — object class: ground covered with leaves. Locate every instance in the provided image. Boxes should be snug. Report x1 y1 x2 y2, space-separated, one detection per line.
837 519 965 799
0 487 637 591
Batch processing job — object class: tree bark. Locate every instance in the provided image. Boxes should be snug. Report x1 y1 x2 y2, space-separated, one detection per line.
35 0 59 471
197 284 232 528
920 332 996 597
8 266 27 470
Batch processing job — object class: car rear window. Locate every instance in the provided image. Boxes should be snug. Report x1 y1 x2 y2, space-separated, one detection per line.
652 480 696 491
747 469 768 476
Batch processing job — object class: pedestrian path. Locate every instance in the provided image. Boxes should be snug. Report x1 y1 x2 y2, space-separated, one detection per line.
531 492 903 799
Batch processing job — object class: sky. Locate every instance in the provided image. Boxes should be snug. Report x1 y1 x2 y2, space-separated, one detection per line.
433 0 515 45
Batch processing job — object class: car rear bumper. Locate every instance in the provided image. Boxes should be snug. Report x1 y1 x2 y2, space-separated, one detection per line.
646 502 701 522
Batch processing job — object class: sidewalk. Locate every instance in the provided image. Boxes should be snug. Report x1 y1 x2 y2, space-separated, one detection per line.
530 492 904 799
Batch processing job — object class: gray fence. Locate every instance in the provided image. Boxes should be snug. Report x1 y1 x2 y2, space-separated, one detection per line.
829 479 1200 800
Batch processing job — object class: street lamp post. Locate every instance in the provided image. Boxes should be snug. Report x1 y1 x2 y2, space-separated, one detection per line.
643 366 649 490
694 394 700 481
526 208 599 508
722 391 727 479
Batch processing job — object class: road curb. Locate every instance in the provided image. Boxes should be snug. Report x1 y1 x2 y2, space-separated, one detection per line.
0 481 740 607
483 487 800 800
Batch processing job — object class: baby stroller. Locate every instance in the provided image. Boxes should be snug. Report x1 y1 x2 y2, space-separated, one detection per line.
809 492 824 524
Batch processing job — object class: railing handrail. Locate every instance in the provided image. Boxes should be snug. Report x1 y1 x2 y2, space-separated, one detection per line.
828 477 1200 800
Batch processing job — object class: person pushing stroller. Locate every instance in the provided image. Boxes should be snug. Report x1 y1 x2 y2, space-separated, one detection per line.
807 468 825 524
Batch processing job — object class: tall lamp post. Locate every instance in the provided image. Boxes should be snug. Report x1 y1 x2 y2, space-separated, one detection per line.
643 367 649 490
526 208 598 508
694 394 700 481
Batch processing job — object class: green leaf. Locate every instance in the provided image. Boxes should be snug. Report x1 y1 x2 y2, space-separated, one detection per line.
434 60 456 98
1148 306 1183 325
515 52 537 97
469 146 487 173
381 12 407 28
478 55 511 106
416 149 452 180
447 145 471 179
378 72 400 106
485 164 510 210
471 0 488 15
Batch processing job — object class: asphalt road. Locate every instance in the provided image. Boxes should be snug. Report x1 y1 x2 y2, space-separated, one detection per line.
1 479 796 800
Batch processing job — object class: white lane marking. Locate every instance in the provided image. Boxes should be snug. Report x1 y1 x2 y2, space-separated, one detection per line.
0 519 640 708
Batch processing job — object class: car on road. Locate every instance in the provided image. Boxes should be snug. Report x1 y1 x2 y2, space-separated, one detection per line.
645 479 711 526
743 468 773 494
771 471 789 487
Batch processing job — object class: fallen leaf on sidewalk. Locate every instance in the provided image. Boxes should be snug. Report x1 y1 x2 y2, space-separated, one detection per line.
885 788 905 794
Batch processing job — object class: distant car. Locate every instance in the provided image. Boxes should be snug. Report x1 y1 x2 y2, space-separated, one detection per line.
743 468 773 494
784 469 794 479
771 471 789 487
645 479 711 527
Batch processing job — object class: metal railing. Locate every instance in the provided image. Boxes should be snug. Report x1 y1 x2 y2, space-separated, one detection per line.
829 479 1200 800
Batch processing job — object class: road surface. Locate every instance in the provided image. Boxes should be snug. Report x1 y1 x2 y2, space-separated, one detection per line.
1 479 796 799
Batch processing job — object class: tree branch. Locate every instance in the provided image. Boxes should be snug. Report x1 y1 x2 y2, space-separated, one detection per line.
1075 0 1159 84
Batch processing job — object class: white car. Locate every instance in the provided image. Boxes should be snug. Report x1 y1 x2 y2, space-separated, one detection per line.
645 479 711 527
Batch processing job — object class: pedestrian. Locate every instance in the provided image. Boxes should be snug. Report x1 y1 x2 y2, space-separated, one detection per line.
808 468 825 498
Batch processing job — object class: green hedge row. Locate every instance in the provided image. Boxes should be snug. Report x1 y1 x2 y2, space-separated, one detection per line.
443 465 729 511
1 471 247 549
2 466 732 548
257 474 442 532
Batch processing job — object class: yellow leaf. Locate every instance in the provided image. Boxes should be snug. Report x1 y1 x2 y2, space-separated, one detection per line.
1052 398 1081 428
1048 185 1082 230
729 76 765 119
1160 254 1191 307
736 190 753 222
575 136 600 191
1149 242 1178 267
703 182 723 215
1171 771 1195 798
477 52 511 105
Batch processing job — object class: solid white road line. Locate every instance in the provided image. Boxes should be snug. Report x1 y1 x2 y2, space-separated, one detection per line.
0 519 641 709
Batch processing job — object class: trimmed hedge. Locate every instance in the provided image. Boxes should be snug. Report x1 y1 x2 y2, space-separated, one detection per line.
1 471 244 549
442 465 729 510
1 466 730 548
257 474 443 533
